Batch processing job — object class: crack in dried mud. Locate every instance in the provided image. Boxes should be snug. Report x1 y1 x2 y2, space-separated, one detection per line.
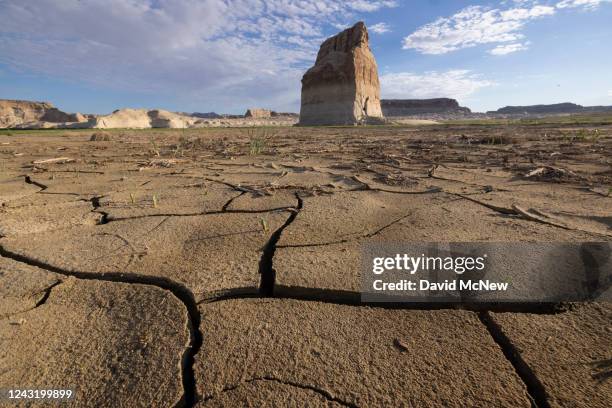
33 280 63 308
7 174 589 407
258 193 303 296
105 206 295 223
23 175 47 192
270 285 569 314
204 376 358 407
221 191 245 211
479 311 551 408
0 279 64 319
90 195 109 225
0 246 202 408
277 211 414 249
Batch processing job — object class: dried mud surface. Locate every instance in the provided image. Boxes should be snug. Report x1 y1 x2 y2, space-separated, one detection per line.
0 124 610 407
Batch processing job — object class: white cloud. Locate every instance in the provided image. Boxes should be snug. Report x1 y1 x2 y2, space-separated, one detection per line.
489 42 530 55
348 1 397 12
380 70 495 100
0 0 396 112
556 0 610 10
402 4 555 55
608 90 612 98
403 0 612 55
369 22 391 34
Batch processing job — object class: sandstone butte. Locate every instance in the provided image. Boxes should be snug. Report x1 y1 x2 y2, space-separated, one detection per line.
0 99 84 128
299 22 384 126
244 108 272 119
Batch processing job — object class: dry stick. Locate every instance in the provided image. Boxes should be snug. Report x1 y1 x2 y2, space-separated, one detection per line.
452 193 517 215
453 193 611 237
32 157 75 164
351 175 442 194
511 204 570 230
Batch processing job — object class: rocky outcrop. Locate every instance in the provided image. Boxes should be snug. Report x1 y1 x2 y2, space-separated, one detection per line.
3 99 299 129
0 99 82 128
191 112 223 119
271 111 299 118
299 22 384 126
489 103 612 115
92 109 197 129
245 108 272 119
381 98 471 116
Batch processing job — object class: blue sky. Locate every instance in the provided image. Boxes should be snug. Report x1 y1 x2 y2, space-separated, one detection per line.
1 0 611 114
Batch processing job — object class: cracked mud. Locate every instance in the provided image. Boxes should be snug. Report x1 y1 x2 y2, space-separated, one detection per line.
0 125 610 407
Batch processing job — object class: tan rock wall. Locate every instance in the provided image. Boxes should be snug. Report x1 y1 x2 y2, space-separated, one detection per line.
299 22 384 126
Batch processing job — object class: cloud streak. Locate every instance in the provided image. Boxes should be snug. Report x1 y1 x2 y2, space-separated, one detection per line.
557 0 611 10
380 70 495 101
402 4 554 55
489 42 530 55
369 22 391 34
403 0 610 55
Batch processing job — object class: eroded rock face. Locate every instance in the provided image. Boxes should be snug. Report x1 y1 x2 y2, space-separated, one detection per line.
0 99 78 128
381 98 472 116
245 108 272 118
299 22 384 125
93 108 197 129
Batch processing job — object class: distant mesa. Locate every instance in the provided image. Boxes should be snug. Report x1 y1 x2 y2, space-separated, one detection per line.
245 108 272 119
90 108 191 129
0 99 299 129
488 102 612 115
0 99 87 128
244 108 298 119
191 112 223 119
299 22 384 126
381 98 471 117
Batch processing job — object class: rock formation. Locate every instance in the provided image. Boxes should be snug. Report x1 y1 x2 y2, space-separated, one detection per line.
2 99 299 129
92 109 197 129
489 103 612 115
0 99 82 128
245 108 272 119
191 112 223 119
299 22 384 126
381 98 471 117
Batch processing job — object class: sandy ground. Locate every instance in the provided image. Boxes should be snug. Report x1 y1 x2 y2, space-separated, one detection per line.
0 123 610 407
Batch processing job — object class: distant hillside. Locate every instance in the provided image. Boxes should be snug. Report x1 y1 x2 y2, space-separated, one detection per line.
381 98 471 116
191 112 223 119
489 103 612 115
0 99 84 128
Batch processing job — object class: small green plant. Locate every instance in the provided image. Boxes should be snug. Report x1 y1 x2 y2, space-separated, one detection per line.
173 144 182 157
247 128 276 155
250 136 265 155
150 138 160 156
260 217 269 233
152 194 159 208
575 129 588 141
130 193 136 205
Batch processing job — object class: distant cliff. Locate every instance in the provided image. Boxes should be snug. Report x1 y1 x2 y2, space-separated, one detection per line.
381 98 471 116
489 103 612 115
0 99 83 128
191 112 223 119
